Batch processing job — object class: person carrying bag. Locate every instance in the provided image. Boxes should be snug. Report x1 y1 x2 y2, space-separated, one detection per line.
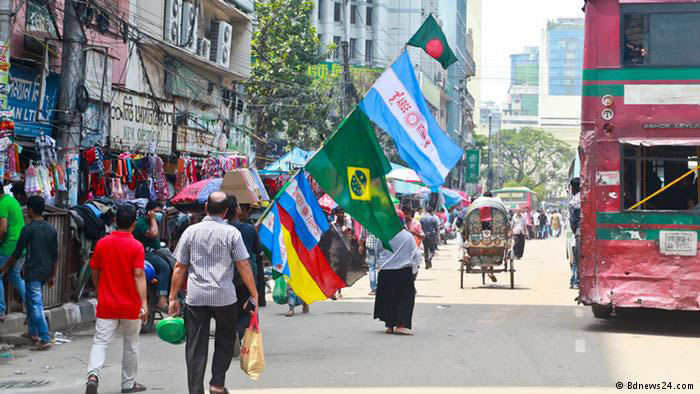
240 309 265 380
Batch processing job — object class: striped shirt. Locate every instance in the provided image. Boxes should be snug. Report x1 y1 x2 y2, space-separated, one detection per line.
174 215 249 307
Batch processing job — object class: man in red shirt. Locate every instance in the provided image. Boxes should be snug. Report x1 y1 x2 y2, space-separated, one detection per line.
85 204 148 394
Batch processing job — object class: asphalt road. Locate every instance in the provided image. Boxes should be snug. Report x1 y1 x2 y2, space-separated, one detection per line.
1 236 700 393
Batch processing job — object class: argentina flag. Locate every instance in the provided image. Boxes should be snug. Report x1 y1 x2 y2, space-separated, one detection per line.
359 50 463 187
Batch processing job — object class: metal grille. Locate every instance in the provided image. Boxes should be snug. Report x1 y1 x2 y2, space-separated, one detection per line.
4 209 73 311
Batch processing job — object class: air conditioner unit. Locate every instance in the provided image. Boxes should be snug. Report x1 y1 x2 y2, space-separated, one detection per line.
197 38 211 60
163 0 182 45
180 1 198 53
210 20 232 68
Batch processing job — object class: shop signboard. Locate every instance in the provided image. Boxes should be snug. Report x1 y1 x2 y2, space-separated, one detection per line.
175 126 228 156
7 64 60 137
110 89 174 155
465 149 480 184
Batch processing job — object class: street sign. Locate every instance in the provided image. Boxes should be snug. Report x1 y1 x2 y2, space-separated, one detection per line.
465 149 480 184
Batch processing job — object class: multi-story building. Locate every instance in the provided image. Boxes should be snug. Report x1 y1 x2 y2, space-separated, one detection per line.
539 18 584 146
479 101 503 136
467 0 482 143
127 0 254 157
312 0 477 189
503 46 539 130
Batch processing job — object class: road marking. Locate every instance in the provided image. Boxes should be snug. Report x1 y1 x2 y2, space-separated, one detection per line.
575 309 584 318
575 339 586 353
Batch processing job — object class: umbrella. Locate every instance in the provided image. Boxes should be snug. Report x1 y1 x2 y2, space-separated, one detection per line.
318 194 338 213
387 166 422 183
171 178 223 206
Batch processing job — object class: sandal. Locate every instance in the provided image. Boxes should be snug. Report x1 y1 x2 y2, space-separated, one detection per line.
85 377 98 394
285 309 294 317
209 388 230 394
121 382 147 393
394 327 414 336
385 327 394 334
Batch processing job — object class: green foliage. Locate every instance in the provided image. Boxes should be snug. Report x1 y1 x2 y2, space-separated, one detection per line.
247 0 335 160
497 128 574 198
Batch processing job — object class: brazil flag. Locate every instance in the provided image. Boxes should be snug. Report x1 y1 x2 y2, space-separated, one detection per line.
306 109 403 247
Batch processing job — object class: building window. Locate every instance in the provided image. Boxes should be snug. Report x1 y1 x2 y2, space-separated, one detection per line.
318 0 323 20
334 2 341 22
349 38 357 59
365 39 374 63
333 35 341 58
366 6 373 26
350 4 357 24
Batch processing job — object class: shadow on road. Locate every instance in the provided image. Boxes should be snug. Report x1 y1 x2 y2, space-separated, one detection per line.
583 308 700 338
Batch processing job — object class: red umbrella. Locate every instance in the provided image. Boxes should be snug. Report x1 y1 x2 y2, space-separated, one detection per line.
171 178 223 206
318 194 338 213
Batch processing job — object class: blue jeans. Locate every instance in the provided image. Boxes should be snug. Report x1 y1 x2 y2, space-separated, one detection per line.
367 248 377 292
0 255 25 315
145 251 171 296
570 235 580 287
25 281 50 343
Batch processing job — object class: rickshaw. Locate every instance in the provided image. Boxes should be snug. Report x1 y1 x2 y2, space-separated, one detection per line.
459 198 516 289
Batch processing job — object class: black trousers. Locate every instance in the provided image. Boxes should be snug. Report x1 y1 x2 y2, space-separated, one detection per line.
374 267 416 329
185 303 238 394
256 259 266 307
514 234 526 258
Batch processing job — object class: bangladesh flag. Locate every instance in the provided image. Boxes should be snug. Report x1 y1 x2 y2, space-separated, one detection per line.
305 109 403 247
407 14 458 70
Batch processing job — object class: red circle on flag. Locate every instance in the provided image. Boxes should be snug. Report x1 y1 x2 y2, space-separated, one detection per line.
426 39 444 59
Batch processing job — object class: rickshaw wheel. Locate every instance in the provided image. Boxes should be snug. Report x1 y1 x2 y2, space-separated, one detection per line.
509 259 515 289
460 261 464 289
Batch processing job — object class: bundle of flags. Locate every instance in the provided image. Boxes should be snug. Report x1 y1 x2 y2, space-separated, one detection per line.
258 15 463 304
259 172 365 304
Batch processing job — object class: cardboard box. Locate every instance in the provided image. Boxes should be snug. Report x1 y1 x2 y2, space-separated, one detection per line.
221 169 260 205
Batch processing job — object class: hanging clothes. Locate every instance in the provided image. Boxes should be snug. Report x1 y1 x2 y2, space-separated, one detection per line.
35 134 58 166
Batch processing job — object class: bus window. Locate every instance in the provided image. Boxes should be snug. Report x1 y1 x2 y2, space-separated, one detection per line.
622 4 700 66
622 145 700 211
493 192 526 203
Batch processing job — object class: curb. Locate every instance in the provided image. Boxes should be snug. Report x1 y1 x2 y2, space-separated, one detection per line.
0 298 96 338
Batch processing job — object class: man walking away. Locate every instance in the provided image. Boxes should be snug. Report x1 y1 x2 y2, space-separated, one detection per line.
239 203 266 307
360 226 381 296
0 186 25 320
511 208 527 260
419 208 440 269
226 196 263 345
168 191 258 394
85 204 147 394
538 210 548 240
569 179 582 289
1 196 57 349
132 200 170 310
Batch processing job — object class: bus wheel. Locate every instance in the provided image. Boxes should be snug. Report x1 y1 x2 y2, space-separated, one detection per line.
591 304 613 319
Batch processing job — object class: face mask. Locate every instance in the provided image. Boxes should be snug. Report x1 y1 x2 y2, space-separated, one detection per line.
155 212 163 222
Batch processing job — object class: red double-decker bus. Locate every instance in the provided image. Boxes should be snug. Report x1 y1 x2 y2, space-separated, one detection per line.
580 0 700 318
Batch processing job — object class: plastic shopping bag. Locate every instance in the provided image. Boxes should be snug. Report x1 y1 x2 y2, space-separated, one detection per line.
272 276 288 305
240 310 265 380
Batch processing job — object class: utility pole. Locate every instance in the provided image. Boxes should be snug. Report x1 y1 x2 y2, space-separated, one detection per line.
487 114 494 191
341 0 354 117
0 0 11 47
56 0 86 207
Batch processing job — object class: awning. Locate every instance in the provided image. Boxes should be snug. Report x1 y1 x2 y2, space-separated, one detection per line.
620 138 700 147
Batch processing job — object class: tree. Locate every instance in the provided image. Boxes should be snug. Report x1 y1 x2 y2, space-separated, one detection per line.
247 0 332 166
497 128 574 198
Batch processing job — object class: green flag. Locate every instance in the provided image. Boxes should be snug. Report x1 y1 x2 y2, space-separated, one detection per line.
305 109 403 247
407 14 458 69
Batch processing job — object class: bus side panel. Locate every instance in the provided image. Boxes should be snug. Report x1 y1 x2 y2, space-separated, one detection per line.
584 0 621 69
591 240 700 310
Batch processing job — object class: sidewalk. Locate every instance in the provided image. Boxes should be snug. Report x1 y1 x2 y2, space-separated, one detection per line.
0 299 96 339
